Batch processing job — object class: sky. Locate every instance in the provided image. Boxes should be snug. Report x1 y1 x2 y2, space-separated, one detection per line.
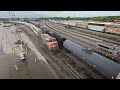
0 11 120 18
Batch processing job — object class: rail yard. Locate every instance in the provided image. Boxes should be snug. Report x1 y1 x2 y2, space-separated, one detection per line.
0 15 120 79
9 19 120 79
18 23 106 79
31 20 120 62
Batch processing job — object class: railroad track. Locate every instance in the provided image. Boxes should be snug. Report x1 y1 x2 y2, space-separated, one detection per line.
47 21 101 43
59 49 106 79
40 20 106 79
48 21 120 45
19 24 105 79
19 25 91 79
47 21 101 42
57 21 120 36
43 20 120 63
44 21 98 50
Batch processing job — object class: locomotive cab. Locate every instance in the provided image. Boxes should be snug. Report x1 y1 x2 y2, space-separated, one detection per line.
41 34 59 51
46 38 59 51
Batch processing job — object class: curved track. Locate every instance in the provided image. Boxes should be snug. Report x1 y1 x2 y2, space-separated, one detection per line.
48 21 120 45
43 20 120 63
19 24 106 79
45 21 98 49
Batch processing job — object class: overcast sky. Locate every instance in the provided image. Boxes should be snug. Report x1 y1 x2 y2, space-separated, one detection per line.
0 11 120 18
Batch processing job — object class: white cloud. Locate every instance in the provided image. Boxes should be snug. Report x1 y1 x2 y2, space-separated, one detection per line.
0 11 120 18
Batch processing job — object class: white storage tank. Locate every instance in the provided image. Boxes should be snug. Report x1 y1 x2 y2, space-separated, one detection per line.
88 23 105 32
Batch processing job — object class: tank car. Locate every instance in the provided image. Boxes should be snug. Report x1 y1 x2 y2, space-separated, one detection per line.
62 39 120 79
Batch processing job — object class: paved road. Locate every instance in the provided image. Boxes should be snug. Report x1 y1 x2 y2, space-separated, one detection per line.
0 50 58 79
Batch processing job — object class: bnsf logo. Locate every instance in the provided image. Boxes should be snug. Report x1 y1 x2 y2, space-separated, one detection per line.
117 52 120 57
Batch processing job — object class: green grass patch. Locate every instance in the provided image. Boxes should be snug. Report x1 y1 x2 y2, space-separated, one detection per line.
64 25 120 42
75 28 120 42
22 43 31 53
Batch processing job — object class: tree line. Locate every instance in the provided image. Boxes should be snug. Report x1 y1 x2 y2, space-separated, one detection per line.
47 16 120 22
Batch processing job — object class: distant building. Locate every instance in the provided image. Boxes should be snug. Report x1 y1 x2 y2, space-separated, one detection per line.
20 19 24 21
113 20 120 24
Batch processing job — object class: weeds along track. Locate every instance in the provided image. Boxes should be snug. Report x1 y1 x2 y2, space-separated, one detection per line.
49 21 120 45
18 25 105 79
45 20 98 49
44 20 120 63
42 21 106 79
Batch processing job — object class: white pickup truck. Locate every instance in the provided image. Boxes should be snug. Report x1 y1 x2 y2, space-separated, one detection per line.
19 52 25 61
19 44 25 61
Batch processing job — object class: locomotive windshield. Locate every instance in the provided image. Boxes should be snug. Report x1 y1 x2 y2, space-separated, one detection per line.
47 39 56 42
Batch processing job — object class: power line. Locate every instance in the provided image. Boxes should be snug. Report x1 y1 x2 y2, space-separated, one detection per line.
8 11 22 42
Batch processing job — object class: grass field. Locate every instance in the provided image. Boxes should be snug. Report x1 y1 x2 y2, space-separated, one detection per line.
67 26 120 42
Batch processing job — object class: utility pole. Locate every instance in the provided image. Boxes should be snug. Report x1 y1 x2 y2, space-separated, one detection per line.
74 11 78 26
74 11 76 21
8 11 22 41
8 11 11 21
8 11 25 62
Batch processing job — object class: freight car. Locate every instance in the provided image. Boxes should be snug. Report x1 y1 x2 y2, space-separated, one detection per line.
62 39 120 79
50 29 120 61
64 22 77 29
11 21 59 51
28 24 59 51
12 21 120 60
51 33 120 79
87 23 105 32
113 20 120 24
87 22 120 35
96 41 120 61
46 31 120 79
105 25 120 35
77 22 88 29
50 20 120 35
13 21 120 79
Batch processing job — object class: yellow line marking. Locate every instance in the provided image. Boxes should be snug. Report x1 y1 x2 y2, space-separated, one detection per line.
35 58 37 63
15 65 18 71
